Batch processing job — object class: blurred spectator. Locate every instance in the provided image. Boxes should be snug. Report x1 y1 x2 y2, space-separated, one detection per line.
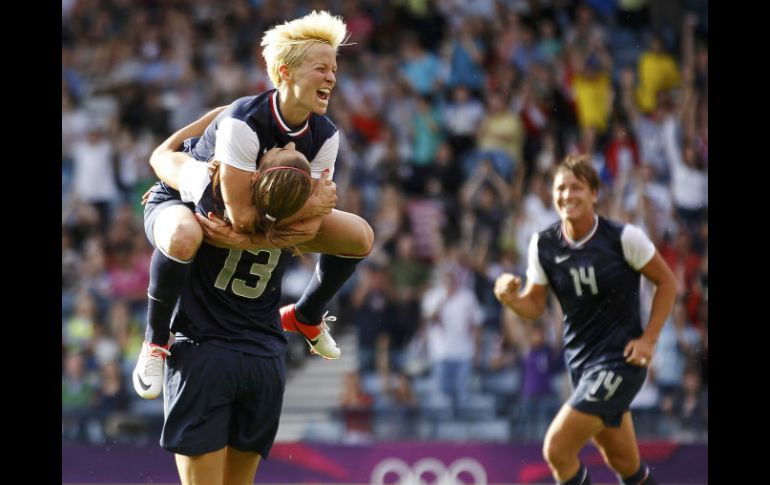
406 95 444 193
571 40 613 138
389 233 431 349
635 34 681 114
518 321 561 439
442 85 485 162
62 351 97 441
351 262 395 373
443 17 486 93
71 121 121 230
603 117 640 185
339 371 375 444
565 3 608 53
660 365 707 441
475 92 523 179
398 34 443 96
653 299 703 397
422 263 483 410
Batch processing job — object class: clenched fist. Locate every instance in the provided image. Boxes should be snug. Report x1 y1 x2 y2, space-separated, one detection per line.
494 273 522 306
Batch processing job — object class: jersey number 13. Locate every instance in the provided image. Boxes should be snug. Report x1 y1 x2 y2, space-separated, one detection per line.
214 248 281 299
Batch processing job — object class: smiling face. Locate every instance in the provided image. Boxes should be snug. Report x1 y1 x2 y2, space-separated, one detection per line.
282 43 337 117
552 169 598 224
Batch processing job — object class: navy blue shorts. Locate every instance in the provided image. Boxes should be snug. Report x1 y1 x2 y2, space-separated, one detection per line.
160 339 286 457
143 181 195 249
568 363 646 427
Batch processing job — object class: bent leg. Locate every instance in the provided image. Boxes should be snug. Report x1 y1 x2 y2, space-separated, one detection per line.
290 209 373 326
592 412 654 483
543 403 605 483
145 204 202 345
153 204 203 261
223 447 262 485
175 448 226 485
296 209 374 257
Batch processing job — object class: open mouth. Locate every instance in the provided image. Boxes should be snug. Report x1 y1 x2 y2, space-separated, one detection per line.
316 88 330 103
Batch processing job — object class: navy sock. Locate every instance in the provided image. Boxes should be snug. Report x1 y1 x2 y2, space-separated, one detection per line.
561 463 591 485
622 463 656 485
295 254 363 325
144 249 192 345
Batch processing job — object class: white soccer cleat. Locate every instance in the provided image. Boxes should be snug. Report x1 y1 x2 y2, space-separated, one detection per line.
309 313 341 360
132 341 171 399
280 305 341 360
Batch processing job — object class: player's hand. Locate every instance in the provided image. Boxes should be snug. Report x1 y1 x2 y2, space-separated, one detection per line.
308 169 336 217
195 212 255 249
623 337 655 367
494 273 522 306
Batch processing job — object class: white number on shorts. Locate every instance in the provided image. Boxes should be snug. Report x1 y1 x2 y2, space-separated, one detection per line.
569 266 598 296
214 248 282 299
588 370 624 401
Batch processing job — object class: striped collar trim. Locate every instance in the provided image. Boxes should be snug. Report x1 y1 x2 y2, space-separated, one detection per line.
270 91 310 137
561 215 599 247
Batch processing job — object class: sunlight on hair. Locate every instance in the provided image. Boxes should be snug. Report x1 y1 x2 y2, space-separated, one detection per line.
261 10 353 89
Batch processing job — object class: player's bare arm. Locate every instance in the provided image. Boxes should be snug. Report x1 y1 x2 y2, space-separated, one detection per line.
219 162 260 234
494 274 549 321
149 106 227 189
623 251 677 366
196 211 323 250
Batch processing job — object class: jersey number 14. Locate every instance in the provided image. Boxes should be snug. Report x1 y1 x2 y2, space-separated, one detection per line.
569 266 598 296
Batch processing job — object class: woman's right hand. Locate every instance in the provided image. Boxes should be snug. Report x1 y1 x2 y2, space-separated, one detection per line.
307 169 337 217
195 212 259 249
494 273 522 307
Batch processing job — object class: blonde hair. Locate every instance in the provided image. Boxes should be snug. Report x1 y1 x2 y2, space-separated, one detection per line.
261 10 351 89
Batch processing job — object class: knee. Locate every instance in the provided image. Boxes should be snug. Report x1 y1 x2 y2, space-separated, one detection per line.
350 218 374 257
601 450 638 477
156 217 202 261
542 435 571 470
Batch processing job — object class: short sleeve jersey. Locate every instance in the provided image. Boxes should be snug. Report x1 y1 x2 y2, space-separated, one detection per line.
170 90 339 356
526 216 656 372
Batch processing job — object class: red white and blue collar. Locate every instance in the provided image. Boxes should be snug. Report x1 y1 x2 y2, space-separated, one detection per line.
270 91 310 137
561 214 599 247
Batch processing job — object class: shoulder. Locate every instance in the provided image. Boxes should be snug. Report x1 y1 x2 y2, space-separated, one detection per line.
597 216 626 241
311 114 339 139
226 93 271 122
537 220 563 244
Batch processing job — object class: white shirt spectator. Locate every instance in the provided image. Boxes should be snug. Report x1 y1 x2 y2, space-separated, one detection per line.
72 132 120 203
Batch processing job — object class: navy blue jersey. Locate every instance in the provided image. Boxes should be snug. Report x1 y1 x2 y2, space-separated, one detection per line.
188 89 339 179
167 89 339 355
526 216 656 373
171 243 293 356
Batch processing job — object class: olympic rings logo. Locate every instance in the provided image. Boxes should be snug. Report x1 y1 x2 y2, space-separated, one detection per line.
370 457 488 485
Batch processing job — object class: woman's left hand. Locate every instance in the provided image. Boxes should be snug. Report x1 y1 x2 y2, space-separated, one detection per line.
623 337 655 367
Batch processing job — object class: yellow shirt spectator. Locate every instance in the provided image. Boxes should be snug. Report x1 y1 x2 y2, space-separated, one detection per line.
574 70 612 134
636 38 681 113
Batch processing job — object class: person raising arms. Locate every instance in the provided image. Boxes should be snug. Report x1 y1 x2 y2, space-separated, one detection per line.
495 155 676 485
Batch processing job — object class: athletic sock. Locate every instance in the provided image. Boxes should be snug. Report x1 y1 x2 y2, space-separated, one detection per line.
294 254 363 325
144 248 192 345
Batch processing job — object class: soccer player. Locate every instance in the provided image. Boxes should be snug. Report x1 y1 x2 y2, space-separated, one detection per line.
494 155 676 485
133 10 374 400
144 142 315 485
